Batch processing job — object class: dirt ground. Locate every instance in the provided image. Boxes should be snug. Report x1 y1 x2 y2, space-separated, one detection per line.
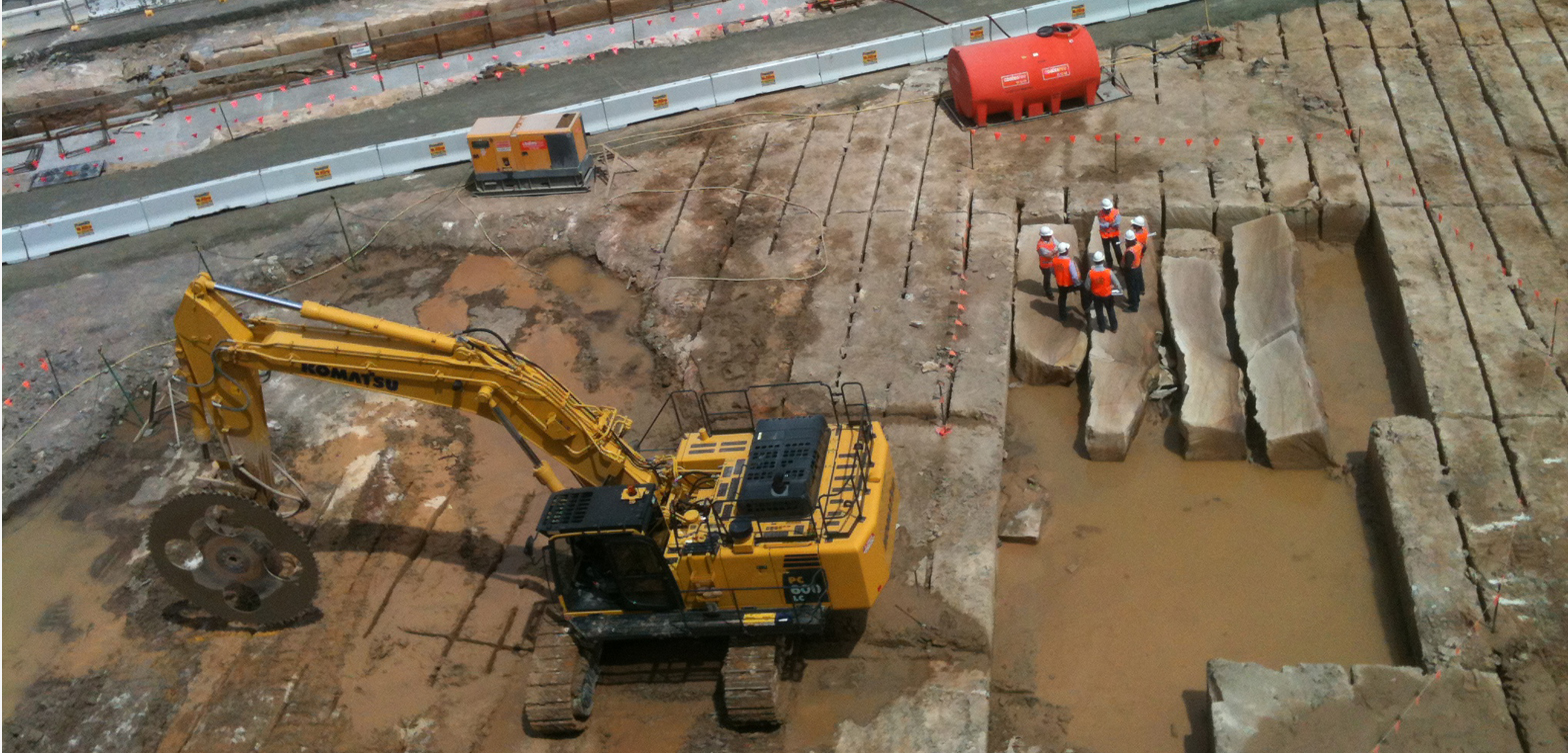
6 1 1568 751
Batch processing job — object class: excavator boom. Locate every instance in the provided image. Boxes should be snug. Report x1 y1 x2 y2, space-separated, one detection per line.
173 274 657 496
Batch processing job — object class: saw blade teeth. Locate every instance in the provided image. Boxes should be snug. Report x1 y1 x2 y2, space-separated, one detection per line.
146 492 320 627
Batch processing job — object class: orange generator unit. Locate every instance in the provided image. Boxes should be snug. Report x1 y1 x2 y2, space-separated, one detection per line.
947 23 1101 126
467 112 595 196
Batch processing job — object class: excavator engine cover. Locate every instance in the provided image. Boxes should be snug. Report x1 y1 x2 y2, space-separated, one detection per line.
737 416 829 520
947 22 1101 125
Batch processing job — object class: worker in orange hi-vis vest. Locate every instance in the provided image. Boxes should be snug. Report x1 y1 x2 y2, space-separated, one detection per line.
1131 215 1154 249
1035 226 1059 291
1050 242 1082 321
1096 197 1123 267
1121 229 1146 312
1086 250 1120 333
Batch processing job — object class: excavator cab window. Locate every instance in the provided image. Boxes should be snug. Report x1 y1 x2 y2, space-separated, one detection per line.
551 534 680 613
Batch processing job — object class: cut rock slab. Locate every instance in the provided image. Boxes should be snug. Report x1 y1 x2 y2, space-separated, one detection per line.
1231 213 1302 355
1248 332 1331 468
1013 223 1088 385
1232 214 1330 468
998 502 1044 544
1162 248 1246 460
1209 660 1524 753
1368 417 1490 671
1084 236 1161 462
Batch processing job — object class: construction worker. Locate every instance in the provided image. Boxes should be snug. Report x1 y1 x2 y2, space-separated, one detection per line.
1131 215 1153 249
1096 197 1123 267
1036 226 1058 291
1086 251 1120 333
1122 229 1145 312
1050 242 1081 321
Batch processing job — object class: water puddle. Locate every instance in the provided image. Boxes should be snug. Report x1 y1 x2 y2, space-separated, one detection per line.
992 241 1412 751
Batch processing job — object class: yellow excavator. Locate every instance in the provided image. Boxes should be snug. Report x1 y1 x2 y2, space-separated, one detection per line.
151 273 901 731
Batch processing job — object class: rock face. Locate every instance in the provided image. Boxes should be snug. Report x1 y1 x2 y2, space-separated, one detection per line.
1012 224 1088 385
1368 417 1490 671
1231 214 1331 468
1162 230 1246 460
1084 236 1161 461
1208 660 1524 753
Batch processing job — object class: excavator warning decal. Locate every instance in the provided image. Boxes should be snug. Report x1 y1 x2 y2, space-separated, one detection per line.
299 363 399 391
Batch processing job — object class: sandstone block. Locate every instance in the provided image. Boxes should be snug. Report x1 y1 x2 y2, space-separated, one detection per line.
1013 224 1088 385
1084 236 1162 461
1368 417 1489 670
1162 254 1246 460
1249 333 1331 468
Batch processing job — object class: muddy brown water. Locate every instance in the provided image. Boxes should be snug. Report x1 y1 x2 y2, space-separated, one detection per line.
992 241 1413 752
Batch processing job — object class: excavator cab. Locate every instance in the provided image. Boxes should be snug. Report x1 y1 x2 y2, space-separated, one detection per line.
537 484 682 613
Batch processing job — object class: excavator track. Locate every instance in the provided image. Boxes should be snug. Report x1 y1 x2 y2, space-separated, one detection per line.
523 618 599 735
720 639 787 728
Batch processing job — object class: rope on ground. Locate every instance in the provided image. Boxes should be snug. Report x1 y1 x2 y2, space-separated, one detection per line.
3 338 176 458
266 182 467 296
608 185 829 286
456 195 541 276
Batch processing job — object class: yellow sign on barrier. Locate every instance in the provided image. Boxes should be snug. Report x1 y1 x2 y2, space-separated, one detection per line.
862 50 879 65
313 166 332 181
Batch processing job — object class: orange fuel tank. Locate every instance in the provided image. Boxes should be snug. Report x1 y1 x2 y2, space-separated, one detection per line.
947 23 1101 125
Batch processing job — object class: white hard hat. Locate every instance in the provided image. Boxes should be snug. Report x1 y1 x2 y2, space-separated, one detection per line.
1040 226 1054 237
1133 215 1147 227
1058 242 1071 255
1125 229 1138 241
1092 251 1105 264
1101 197 1114 210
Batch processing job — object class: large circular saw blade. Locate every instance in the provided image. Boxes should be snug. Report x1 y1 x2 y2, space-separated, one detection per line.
148 492 320 627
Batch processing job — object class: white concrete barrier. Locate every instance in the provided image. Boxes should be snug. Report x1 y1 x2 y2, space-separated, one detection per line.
2 227 28 264
3 1 1177 263
816 30 928 83
17 199 150 258
986 8 1032 37
601 76 718 130
377 129 471 177
1127 0 1182 15
710 52 824 104
140 172 269 230
259 146 386 203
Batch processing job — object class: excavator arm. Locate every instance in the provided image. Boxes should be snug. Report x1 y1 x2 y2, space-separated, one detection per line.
172 273 659 502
